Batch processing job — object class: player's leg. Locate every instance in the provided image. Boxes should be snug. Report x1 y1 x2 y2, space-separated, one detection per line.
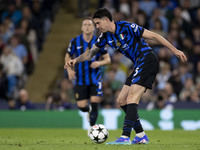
117 70 134 112
107 52 159 145
74 85 93 136
116 85 129 110
105 85 131 145
90 96 101 126
74 85 90 112
77 99 90 111
130 52 159 144
75 86 92 136
121 84 146 138
89 82 102 126
117 75 145 138
106 84 145 145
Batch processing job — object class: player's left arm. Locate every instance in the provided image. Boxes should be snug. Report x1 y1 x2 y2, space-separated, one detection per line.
90 53 111 69
142 29 187 62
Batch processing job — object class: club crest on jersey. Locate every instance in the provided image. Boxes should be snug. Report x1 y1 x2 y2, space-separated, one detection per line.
119 34 124 40
116 41 121 47
75 93 79 99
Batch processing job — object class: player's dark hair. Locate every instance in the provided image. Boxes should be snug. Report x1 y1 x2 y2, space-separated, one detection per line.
93 8 112 21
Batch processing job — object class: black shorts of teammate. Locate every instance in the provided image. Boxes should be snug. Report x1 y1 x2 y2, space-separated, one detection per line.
125 51 159 89
74 82 103 101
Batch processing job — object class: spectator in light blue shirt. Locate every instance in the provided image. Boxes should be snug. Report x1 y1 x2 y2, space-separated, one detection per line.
9 35 27 65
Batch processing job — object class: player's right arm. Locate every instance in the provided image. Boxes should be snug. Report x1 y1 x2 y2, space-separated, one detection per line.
65 45 100 67
64 53 76 80
64 38 76 80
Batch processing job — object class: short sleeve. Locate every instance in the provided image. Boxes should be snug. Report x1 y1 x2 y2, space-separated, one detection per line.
129 23 144 38
67 38 75 56
99 47 108 55
95 33 107 48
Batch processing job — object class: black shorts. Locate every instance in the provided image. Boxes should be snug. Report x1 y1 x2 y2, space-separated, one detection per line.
125 52 159 89
74 82 103 101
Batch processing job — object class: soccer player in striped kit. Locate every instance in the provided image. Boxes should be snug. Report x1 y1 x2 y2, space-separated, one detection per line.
65 8 187 144
64 17 111 129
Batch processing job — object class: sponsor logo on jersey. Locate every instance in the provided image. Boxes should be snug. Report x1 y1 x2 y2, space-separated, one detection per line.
131 24 138 32
77 46 83 49
108 40 114 43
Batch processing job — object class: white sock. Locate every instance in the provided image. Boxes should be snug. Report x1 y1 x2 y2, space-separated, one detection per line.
121 135 129 138
136 131 145 138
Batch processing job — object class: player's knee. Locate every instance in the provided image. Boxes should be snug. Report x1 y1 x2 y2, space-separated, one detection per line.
77 102 87 108
116 97 125 106
78 106 89 112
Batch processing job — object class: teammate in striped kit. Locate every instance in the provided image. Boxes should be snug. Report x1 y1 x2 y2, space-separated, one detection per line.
64 17 111 128
65 8 187 145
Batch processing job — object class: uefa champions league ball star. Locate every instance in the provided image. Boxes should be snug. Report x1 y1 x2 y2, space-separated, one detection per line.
89 124 108 144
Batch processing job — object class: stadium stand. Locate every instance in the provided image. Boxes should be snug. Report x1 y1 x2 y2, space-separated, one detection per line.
0 0 200 110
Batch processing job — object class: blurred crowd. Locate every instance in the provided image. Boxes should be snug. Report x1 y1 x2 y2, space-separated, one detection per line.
1 0 200 111
0 0 59 110
61 0 200 110
101 0 200 109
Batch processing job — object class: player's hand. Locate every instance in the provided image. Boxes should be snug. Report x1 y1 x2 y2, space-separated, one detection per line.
174 49 187 62
90 61 100 69
68 70 76 81
64 59 77 69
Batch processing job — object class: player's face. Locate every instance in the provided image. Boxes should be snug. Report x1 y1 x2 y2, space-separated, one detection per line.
93 17 109 33
81 19 95 35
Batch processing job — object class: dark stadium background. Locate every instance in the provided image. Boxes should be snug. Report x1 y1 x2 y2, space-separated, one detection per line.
0 0 200 130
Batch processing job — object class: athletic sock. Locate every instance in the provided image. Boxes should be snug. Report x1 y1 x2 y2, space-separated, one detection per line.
120 104 127 113
78 106 89 112
136 131 145 138
122 103 138 137
121 135 129 138
90 102 98 126
133 114 144 134
121 104 144 134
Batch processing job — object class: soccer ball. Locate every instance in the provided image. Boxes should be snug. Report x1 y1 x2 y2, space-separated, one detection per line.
89 124 109 144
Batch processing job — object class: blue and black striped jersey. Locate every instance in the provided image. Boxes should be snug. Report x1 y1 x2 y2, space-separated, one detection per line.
67 34 107 85
95 21 152 65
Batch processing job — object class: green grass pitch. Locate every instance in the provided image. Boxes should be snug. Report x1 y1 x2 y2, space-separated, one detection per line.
0 129 199 150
